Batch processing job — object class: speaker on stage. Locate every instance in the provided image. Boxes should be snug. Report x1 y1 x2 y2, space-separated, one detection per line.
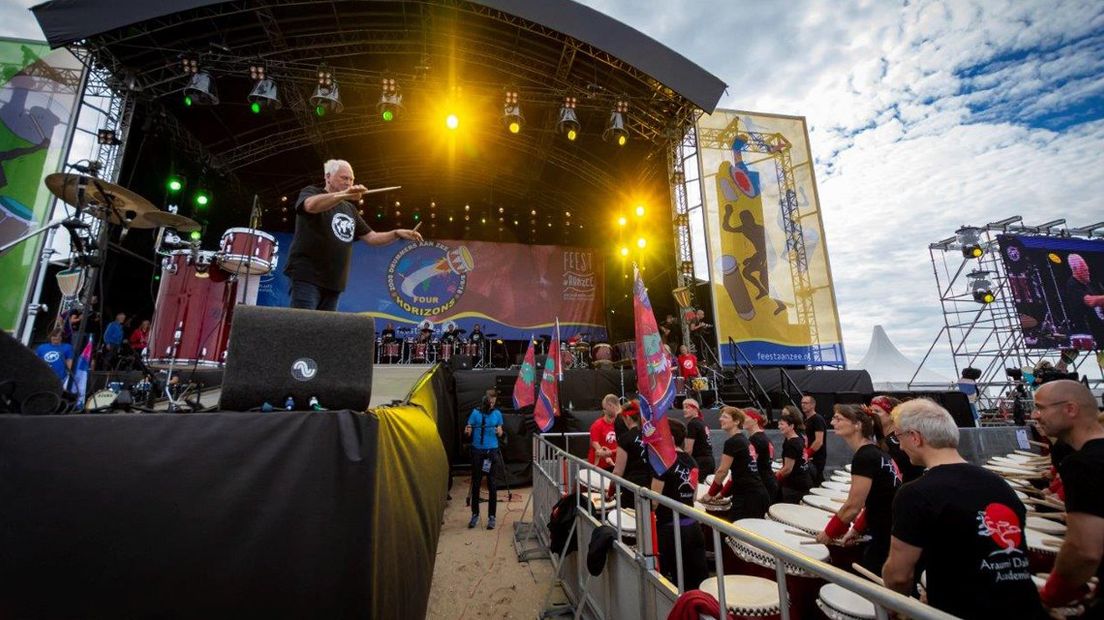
0 329 67 414
449 355 472 371
220 306 374 412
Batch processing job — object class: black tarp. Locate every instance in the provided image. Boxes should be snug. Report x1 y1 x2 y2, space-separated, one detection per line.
0 407 448 619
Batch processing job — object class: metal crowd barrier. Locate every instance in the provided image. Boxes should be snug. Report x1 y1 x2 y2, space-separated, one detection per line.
516 433 957 620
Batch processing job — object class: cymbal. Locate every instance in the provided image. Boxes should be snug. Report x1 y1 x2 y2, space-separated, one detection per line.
44 173 158 227
138 211 201 232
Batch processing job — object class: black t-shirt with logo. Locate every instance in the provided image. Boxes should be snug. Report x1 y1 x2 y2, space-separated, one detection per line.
892 463 1045 620
652 451 698 526
722 433 762 488
804 413 828 466
1059 437 1104 590
850 444 901 540
686 416 713 465
749 431 777 489
617 427 652 489
780 436 813 492
884 432 925 483
284 185 371 292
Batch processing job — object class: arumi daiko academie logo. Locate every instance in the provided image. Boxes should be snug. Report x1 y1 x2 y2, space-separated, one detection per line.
388 241 475 317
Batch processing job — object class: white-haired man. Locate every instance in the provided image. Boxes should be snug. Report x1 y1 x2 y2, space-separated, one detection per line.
285 159 422 310
1031 380 1104 617
1065 253 1104 347
882 399 1045 619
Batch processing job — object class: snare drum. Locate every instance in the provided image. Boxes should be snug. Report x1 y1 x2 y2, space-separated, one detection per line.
816 583 876 620
148 250 237 368
1025 529 1061 573
85 389 117 411
383 341 401 357
728 519 830 620
1025 516 1066 536
218 227 278 275
698 575 782 620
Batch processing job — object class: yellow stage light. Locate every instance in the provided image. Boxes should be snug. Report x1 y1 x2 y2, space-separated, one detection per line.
617 134 627 146
637 237 646 248
508 121 521 134
619 246 629 257
566 128 578 141
617 216 627 227
635 205 645 217
446 114 459 130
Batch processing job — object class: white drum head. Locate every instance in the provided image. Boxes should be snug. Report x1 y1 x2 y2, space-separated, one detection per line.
984 464 1034 476
605 508 638 533
771 460 783 471
801 494 841 514
222 226 276 241
818 583 876 620
1026 516 1066 535
823 480 850 492
577 468 607 490
768 503 831 534
734 518 830 561
699 575 780 613
808 487 848 501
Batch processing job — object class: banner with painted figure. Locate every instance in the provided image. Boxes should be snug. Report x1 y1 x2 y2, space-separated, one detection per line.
258 234 607 340
0 40 83 332
695 109 845 366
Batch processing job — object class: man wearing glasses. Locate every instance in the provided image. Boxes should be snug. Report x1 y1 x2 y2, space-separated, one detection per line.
1032 380 1104 618
801 395 828 484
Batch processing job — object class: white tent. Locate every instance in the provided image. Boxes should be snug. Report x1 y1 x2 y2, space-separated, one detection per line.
853 325 952 390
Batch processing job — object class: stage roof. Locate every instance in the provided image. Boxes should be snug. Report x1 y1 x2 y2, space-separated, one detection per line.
31 0 727 246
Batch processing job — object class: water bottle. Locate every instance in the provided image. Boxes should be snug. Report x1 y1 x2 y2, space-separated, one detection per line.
309 396 322 411
284 396 295 411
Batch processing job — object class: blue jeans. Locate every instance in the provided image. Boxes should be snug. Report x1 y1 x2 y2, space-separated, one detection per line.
289 280 340 311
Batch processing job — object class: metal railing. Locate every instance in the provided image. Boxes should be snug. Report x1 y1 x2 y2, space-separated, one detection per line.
729 338 773 413
521 433 957 620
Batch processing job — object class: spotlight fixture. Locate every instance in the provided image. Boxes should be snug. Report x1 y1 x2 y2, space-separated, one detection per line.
247 76 281 113
166 175 185 193
97 129 120 145
180 54 199 76
378 77 403 122
956 226 983 258
603 100 629 146
193 188 211 209
557 96 580 141
502 89 523 134
968 269 994 304
310 65 342 115
183 71 218 106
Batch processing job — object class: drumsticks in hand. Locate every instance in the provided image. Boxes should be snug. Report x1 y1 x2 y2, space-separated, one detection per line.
852 563 885 586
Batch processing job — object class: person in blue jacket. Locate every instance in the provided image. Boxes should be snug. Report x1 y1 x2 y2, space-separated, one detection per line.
35 328 73 385
466 388 504 530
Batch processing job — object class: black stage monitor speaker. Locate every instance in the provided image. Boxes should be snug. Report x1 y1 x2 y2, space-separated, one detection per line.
220 306 374 412
0 329 66 414
449 355 472 372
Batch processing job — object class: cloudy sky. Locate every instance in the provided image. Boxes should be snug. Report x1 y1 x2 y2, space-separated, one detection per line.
3 1 1102 376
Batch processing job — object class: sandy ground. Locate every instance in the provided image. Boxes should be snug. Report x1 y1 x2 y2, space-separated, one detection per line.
427 474 567 620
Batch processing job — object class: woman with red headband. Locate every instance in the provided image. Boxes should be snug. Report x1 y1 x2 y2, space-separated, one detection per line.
742 408 778 502
681 398 715 479
869 395 925 483
776 407 814 503
700 406 770 519
815 404 901 574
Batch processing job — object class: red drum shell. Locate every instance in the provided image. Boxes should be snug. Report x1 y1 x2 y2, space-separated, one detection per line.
147 251 236 367
218 228 277 275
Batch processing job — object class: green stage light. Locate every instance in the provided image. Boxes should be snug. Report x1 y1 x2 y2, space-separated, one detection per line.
413 213 420 221
189 230 202 241
250 101 262 114
315 105 326 117
167 177 183 192
184 95 193 107
194 191 210 207
382 109 394 122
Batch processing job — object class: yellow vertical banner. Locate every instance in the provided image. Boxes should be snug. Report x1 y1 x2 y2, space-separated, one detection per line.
695 109 844 366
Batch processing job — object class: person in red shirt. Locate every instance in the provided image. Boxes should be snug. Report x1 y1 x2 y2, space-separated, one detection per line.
128 319 150 353
588 394 621 470
676 345 699 380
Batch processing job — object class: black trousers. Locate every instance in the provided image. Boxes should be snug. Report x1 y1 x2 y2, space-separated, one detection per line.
289 280 341 311
656 518 708 590
470 448 499 517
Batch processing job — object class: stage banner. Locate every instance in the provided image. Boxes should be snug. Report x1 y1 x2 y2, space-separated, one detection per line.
695 109 845 367
997 234 1104 350
257 234 607 340
0 41 83 333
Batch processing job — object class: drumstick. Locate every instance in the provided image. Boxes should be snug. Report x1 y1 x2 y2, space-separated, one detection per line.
412 221 422 232
785 528 814 539
1028 440 1051 449
852 563 886 586
360 185 402 196
1023 496 1066 510
799 539 824 545
1034 511 1067 522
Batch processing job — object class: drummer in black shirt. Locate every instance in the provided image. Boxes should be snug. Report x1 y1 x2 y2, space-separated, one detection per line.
284 159 421 310
700 406 769 520
800 395 828 484
1031 380 1104 617
776 407 814 503
883 399 1045 620
609 400 652 508
680 398 715 479
742 408 778 502
816 404 901 574
869 395 926 483
650 419 708 590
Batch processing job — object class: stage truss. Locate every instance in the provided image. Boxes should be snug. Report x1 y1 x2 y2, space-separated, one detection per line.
917 219 1103 412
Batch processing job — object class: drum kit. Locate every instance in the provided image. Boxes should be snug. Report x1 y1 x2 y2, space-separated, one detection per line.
376 326 496 366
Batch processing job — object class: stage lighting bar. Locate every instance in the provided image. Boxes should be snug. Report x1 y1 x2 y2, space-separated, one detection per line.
955 225 983 259
984 216 1022 231
603 100 629 146
1070 221 1104 238
503 89 523 134
378 77 403 122
557 96 579 141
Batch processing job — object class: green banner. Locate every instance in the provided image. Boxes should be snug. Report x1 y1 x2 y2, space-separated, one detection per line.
0 40 83 332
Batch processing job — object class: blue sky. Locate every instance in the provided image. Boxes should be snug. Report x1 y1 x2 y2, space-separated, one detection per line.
3 0 1103 377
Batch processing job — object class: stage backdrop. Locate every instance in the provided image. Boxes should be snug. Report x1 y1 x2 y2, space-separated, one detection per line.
0 40 82 332
257 235 608 340
696 109 845 367
998 234 1104 350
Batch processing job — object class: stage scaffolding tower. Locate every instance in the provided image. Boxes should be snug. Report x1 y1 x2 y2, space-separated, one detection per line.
917 217 1103 414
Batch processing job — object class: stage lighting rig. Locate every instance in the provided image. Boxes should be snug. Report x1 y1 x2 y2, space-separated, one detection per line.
557 96 579 141
246 64 281 113
310 65 342 116
378 77 403 122
955 225 983 259
183 70 218 106
603 100 629 146
502 89 523 134
97 129 120 145
968 269 994 304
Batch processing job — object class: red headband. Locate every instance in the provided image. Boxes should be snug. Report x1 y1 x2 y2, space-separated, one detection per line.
620 400 641 416
870 396 894 414
744 409 765 425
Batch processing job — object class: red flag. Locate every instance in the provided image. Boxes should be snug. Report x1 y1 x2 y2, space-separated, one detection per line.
632 266 677 475
513 337 537 410
533 326 561 432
